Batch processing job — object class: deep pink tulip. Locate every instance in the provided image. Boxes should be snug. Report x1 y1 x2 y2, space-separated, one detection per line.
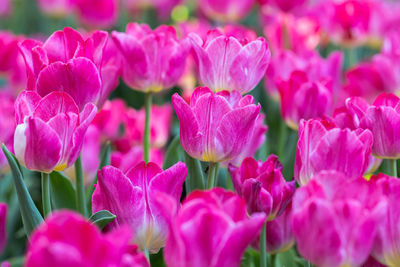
112 23 189 93
14 91 97 173
370 174 400 266
198 0 255 22
156 188 266 267
353 93 400 159
19 27 119 109
229 155 295 220
111 147 163 173
224 113 267 167
25 211 149 267
0 0 11 17
259 0 307 13
190 30 270 94
172 87 261 163
74 0 118 29
0 203 7 254
265 204 294 254
0 92 16 172
92 161 187 253
294 118 373 186
265 50 342 100
292 171 387 267
278 71 333 130
37 0 74 17
92 99 127 141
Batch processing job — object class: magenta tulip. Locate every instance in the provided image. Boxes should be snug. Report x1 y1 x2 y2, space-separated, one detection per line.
157 188 266 267
14 91 97 173
0 92 15 172
112 23 189 93
19 27 119 109
92 161 187 253
198 0 255 22
25 211 149 267
0 203 7 254
370 174 400 266
355 93 400 159
189 30 270 94
74 0 118 29
172 87 261 163
229 155 295 220
292 171 387 267
278 71 333 130
295 118 373 186
111 147 163 173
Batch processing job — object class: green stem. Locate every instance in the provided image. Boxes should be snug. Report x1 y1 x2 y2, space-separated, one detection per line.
144 92 152 163
260 222 267 267
206 162 219 189
144 248 150 263
41 172 51 217
389 159 398 177
278 120 288 160
75 156 87 217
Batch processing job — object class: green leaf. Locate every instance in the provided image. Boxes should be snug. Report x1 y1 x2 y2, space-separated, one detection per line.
49 171 77 210
183 151 205 193
89 210 116 229
1 144 43 236
163 135 182 170
275 248 300 267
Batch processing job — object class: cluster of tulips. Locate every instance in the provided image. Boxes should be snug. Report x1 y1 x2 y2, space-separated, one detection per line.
1 0 400 267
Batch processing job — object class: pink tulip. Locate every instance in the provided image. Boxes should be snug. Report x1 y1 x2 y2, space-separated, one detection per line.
112 23 189 93
92 99 127 141
0 203 7 254
74 0 118 29
25 211 149 267
229 155 295 220
351 93 400 159
259 0 307 13
172 87 261 163
0 0 11 17
111 147 163 173
92 161 187 253
19 27 119 109
292 171 387 267
190 30 270 94
294 118 373 186
0 92 16 172
14 91 97 173
157 188 266 267
37 0 74 17
370 174 400 267
224 113 267 167
278 71 333 130
198 0 255 22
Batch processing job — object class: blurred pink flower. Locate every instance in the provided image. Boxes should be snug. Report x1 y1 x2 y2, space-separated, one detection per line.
19 27 119 109
198 0 255 22
229 155 295 220
123 0 181 20
0 92 15 172
37 0 74 17
74 0 118 29
172 87 261 163
156 188 266 267
292 171 387 267
14 91 97 173
0 203 7 255
294 118 373 186
25 210 149 267
190 30 270 94
0 0 11 17
92 162 187 253
112 23 189 93
111 147 163 173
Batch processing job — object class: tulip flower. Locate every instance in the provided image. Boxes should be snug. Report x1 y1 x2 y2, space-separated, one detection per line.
0 0 11 17
0 203 7 254
354 93 400 159
92 161 187 253
229 155 295 220
14 91 97 173
37 0 74 17
294 118 373 186
112 23 189 93
370 174 400 267
278 71 333 130
74 0 118 29
172 87 261 163
19 27 119 109
198 0 255 22
0 92 15 172
111 147 163 173
292 171 387 267
156 188 266 267
92 99 127 141
259 0 307 13
25 211 149 267
189 30 270 94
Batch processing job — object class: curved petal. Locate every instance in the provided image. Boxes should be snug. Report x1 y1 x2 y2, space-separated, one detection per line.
15 91 41 124
33 91 79 122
